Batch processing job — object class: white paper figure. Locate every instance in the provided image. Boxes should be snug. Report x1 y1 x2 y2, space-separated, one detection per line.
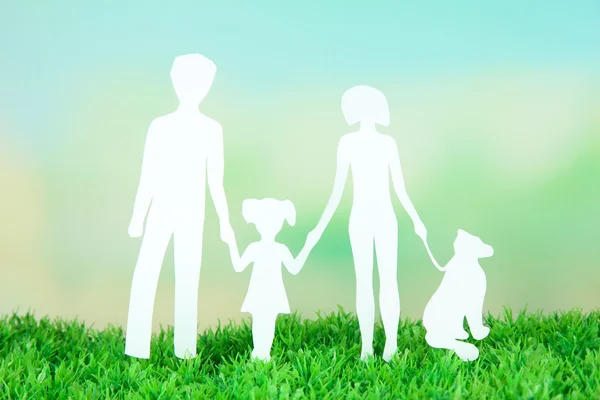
229 198 306 361
422 229 494 362
124 54 237 359
297 86 428 362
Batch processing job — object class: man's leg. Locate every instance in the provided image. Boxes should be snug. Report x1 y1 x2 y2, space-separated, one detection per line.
125 215 172 359
374 220 400 362
349 223 375 360
173 222 204 359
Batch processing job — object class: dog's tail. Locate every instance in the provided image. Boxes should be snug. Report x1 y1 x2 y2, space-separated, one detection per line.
423 239 445 271
453 340 479 361
426 332 479 362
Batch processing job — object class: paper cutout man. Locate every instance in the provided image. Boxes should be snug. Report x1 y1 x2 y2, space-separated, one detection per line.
124 54 236 359
422 229 493 361
298 86 428 362
229 198 307 361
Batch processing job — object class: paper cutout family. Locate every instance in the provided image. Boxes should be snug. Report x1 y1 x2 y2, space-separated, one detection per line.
124 54 494 363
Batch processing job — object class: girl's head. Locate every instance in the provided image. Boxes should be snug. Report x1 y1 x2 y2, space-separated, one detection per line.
242 198 296 240
341 85 390 127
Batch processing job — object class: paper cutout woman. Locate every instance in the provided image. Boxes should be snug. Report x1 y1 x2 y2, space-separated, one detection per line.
229 198 306 361
298 85 428 361
124 54 236 359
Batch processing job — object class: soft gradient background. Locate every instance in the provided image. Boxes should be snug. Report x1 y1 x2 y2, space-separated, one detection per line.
1 1 599 333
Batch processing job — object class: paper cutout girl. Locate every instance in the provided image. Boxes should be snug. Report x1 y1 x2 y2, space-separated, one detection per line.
298 85 428 362
229 198 306 361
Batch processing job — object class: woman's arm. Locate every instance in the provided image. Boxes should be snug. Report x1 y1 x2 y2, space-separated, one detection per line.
388 136 427 240
281 245 301 275
310 138 351 241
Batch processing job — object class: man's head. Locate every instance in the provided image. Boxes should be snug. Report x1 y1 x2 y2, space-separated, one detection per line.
170 54 217 106
453 229 494 259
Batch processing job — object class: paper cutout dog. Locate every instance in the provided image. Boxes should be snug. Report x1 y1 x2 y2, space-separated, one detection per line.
229 198 308 361
422 229 494 362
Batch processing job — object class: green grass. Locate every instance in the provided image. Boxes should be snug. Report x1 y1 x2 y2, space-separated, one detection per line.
1 308 599 399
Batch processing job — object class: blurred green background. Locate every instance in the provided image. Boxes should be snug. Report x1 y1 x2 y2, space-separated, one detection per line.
1 1 599 332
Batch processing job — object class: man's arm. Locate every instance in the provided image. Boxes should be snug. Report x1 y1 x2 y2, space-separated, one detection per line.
232 243 255 272
128 120 158 237
207 123 234 244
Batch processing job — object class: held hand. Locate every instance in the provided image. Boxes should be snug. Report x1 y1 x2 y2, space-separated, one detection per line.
292 228 322 273
128 217 144 238
305 228 322 252
293 248 309 275
220 221 236 246
228 242 241 271
414 219 427 241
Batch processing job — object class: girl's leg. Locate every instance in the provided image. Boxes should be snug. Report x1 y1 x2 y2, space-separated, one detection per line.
349 221 375 360
374 218 400 362
251 313 277 361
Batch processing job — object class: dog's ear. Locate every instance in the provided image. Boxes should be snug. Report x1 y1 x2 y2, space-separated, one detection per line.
280 200 296 226
242 199 260 224
454 229 469 253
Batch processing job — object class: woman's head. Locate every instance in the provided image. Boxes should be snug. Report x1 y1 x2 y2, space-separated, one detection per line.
242 198 296 240
341 85 390 127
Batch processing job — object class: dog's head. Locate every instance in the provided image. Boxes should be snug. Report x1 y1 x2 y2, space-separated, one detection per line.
453 229 494 259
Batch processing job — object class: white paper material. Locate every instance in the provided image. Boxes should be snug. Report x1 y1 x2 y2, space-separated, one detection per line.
229 198 306 361
299 86 428 362
422 229 494 361
124 54 236 359
121 64 495 364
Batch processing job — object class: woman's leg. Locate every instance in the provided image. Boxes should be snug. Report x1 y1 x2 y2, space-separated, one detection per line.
251 313 277 361
374 218 400 361
349 221 375 359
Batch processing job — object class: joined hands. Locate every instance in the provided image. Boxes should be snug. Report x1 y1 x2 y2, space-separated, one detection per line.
414 219 427 241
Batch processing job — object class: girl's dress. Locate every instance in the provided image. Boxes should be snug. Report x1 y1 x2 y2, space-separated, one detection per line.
241 242 291 315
